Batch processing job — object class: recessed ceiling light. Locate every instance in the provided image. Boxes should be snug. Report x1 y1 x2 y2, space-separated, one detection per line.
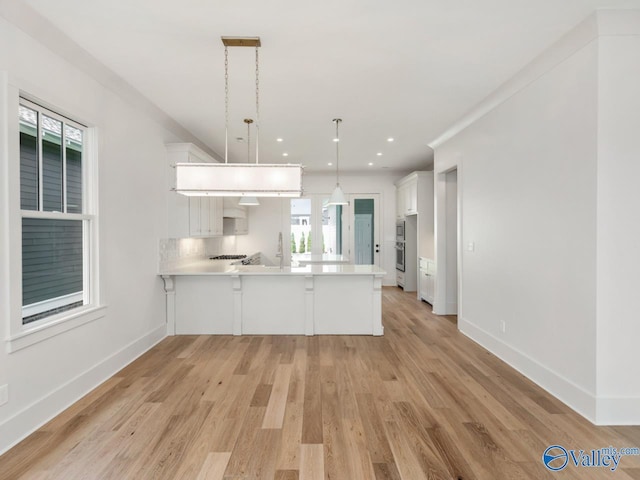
387 137 394 142
333 138 339 142
377 152 382 156
328 162 333 166
368 162 374 166
283 152 289 157
276 138 283 142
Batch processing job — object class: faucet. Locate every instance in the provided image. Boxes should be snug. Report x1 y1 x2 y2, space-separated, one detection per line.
275 232 284 269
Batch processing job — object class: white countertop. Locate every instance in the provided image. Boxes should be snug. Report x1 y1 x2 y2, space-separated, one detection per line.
292 253 350 265
159 258 385 276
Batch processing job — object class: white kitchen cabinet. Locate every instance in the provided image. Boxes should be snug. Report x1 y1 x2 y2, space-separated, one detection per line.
223 216 248 235
405 179 418 215
222 197 248 235
395 173 422 218
166 143 223 238
419 258 436 304
396 183 407 219
189 197 223 237
395 171 434 259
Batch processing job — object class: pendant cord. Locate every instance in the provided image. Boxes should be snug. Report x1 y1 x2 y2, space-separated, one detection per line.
224 45 229 164
255 45 260 164
246 119 251 163
334 118 341 186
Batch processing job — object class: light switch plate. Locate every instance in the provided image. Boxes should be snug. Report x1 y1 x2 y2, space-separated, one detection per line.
467 242 475 252
0 384 8 406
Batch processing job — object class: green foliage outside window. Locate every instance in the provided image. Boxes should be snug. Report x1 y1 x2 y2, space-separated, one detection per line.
299 232 306 254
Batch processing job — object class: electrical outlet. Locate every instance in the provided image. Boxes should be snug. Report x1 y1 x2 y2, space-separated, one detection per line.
500 320 506 333
0 384 8 407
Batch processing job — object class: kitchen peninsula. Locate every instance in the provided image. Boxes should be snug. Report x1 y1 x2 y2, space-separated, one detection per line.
160 260 385 336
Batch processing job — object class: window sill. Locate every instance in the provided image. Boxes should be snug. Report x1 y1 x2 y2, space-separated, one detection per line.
6 305 107 353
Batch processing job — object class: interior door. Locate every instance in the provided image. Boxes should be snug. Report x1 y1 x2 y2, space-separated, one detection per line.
348 195 380 266
354 214 372 264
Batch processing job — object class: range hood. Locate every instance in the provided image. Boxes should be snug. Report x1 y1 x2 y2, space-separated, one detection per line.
223 198 248 218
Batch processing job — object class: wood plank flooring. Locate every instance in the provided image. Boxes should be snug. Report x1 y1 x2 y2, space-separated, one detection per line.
2 287 640 479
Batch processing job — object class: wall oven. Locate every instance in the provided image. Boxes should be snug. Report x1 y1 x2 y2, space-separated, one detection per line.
396 220 405 242
395 241 405 272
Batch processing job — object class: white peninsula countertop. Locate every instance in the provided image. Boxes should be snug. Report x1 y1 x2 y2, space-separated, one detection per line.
159 258 385 337
160 258 384 276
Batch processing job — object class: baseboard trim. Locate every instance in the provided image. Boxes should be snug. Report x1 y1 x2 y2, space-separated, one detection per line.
596 397 640 425
0 324 167 455
458 317 597 423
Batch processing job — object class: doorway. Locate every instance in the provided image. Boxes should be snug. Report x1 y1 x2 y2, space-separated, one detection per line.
349 195 380 266
434 168 459 318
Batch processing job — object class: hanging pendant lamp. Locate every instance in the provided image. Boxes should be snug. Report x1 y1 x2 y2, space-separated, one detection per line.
328 118 348 206
175 36 303 197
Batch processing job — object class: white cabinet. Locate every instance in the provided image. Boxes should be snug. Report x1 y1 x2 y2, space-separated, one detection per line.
405 179 418 215
222 197 248 235
419 258 436 304
396 184 407 219
223 216 249 235
395 173 420 218
395 171 434 259
189 197 223 237
166 143 223 238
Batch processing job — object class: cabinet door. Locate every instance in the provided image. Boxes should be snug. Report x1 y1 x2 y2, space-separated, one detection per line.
419 270 428 300
209 197 223 236
199 198 211 235
234 217 249 235
406 179 418 215
396 185 406 219
425 272 435 304
189 197 202 237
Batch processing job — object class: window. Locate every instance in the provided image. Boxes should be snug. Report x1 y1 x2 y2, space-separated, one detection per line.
19 99 92 324
290 196 345 259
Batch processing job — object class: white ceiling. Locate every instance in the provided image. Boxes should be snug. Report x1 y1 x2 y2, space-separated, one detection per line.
20 0 640 172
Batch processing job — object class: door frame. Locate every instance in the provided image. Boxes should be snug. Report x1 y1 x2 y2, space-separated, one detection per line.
433 165 462 319
347 194 381 266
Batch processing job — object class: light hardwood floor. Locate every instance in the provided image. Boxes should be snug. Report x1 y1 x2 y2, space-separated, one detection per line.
1 287 640 479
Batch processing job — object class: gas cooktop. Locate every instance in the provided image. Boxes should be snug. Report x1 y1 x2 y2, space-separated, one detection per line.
209 254 247 260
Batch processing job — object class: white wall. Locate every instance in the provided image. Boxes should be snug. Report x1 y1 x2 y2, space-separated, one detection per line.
433 10 640 424
434 18 599 418
0 14 183 452
595 27 640 422
236 171 404 285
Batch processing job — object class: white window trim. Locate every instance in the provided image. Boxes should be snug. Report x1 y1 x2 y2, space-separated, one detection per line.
21 291 84 318
3 85 104 353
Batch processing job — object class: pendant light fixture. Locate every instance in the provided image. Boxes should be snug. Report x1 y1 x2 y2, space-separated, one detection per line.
175 36 303 197
238 118 260 206
328 118 348 205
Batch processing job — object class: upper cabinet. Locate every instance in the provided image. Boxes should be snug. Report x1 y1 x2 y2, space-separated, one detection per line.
395 171 430 218
189 197 223 237
395 171 435 260
222 198 249 235
166 143 223 238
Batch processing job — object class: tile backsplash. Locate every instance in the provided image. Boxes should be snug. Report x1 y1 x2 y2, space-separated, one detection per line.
159 236 237 270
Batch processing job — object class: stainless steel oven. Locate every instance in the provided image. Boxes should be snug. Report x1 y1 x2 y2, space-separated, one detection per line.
396 220 405 242
395 241 405 272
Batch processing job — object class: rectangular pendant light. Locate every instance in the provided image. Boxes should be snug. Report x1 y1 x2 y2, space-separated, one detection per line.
175 163 303 197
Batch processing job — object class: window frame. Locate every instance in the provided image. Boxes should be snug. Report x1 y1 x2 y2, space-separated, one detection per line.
4 90 104 353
